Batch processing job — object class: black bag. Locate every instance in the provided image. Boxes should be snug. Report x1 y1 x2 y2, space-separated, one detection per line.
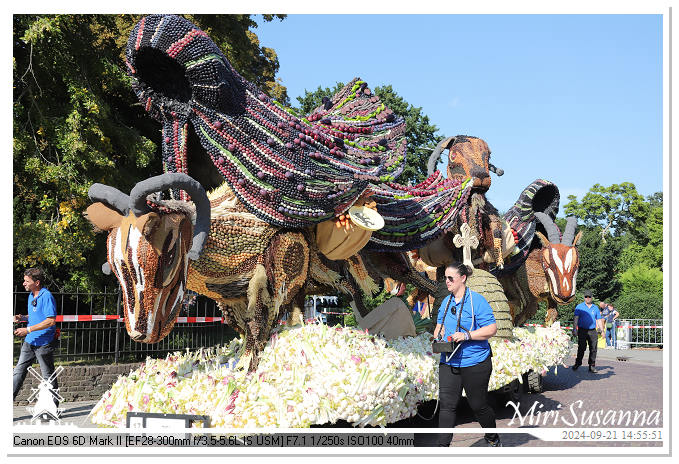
432 341 455 353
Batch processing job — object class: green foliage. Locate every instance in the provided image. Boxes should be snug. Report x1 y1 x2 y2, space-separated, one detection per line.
564 182 649 242
343 311 358 328
296 82 345 115
187 14 288 105
613 291 663 320
618 201 663 271
296 82 440 185
526 291 588 326
573 227 623 302
412 312 435 334
526 187 663 325
619 264 663 296
363 288 394 312
13 14 287 291
560 187 662 312
361 284 416 314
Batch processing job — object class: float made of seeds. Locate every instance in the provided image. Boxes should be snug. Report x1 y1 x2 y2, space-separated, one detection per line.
86 14 581 427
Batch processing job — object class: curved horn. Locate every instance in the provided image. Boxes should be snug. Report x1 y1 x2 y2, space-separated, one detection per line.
489 163 504 176
562 216 578 246
129 173 211 261
534 212 561 244
88 184 131 214
534 230 550 247
427 136 456 175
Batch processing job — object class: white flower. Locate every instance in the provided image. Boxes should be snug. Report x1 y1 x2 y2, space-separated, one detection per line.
90 322 571 428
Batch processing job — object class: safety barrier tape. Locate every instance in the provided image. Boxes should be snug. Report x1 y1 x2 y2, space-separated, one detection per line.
523 323 663 330
54 315 223 323
48 317 663 329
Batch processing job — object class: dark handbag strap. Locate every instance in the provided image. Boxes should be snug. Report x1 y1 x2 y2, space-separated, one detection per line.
442 289 471 362
439 289 466 336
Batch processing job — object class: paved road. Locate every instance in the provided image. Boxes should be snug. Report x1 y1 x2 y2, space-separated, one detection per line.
449 347 664 447
13 347 664 448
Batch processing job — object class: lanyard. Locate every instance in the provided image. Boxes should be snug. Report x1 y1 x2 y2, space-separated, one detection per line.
440 288 466 331
440 289 475 362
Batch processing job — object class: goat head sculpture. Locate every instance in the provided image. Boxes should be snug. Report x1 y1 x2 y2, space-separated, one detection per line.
86 173 210 343
499 212 582 326
534 213 583 305
86 172 439 371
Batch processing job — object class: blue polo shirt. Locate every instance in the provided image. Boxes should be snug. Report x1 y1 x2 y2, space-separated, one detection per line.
436 288 495 368
574 302 602 330
25 287 57 346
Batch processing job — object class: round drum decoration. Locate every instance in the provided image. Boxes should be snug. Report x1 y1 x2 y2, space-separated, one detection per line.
348 205 385 231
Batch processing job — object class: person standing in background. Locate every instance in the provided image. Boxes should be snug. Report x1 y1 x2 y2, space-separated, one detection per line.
13 268 59 402
601 303 620 349
572 290 605 373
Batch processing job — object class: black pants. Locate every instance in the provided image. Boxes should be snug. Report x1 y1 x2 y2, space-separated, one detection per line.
574 328 598 367
437 355 498 446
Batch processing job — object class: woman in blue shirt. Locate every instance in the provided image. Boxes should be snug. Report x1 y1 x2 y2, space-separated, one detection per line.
433 262 500 447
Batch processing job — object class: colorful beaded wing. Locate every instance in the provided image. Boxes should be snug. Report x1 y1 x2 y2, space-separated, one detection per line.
126 15 407 229
367 172 473 251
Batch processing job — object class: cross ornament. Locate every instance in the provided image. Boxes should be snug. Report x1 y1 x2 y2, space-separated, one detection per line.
453 222 479 269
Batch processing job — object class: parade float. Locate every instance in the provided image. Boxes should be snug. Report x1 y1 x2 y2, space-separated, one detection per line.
87 14 576 428
90 323 572 428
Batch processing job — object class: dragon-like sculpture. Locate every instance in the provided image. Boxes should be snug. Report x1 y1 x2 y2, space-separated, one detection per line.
86 15 580 372
87 15 469 370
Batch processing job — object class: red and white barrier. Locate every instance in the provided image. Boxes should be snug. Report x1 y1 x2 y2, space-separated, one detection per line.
54 315 223 323
57 315 119 322
523 323 663 330
50 317 662 330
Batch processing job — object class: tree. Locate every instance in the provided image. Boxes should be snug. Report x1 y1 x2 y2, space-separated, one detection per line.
563 182 649 243
572 227 624 302
617 193 663 272
13 14 287 291
296 83 440 185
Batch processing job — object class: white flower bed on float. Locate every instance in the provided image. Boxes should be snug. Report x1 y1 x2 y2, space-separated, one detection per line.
90 322 571 428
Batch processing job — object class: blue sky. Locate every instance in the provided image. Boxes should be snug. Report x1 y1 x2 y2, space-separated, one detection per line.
255 14 663 214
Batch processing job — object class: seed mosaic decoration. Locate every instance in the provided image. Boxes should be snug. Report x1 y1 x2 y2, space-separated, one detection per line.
366 171 474 251
88 14 576 377
492 179 560 276
126 14 408 228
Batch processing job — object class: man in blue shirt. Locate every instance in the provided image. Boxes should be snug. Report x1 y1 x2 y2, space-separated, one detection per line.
13 268 59 402
571 290 605 373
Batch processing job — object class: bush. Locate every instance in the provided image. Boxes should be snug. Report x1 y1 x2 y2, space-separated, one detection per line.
613 291 663 320
619 264 663 295
343 311 358 327
525 292 587 326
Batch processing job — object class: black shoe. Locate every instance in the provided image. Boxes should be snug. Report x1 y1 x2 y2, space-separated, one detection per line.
572 364 580 371
589 366 598 373
485 437 502 447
